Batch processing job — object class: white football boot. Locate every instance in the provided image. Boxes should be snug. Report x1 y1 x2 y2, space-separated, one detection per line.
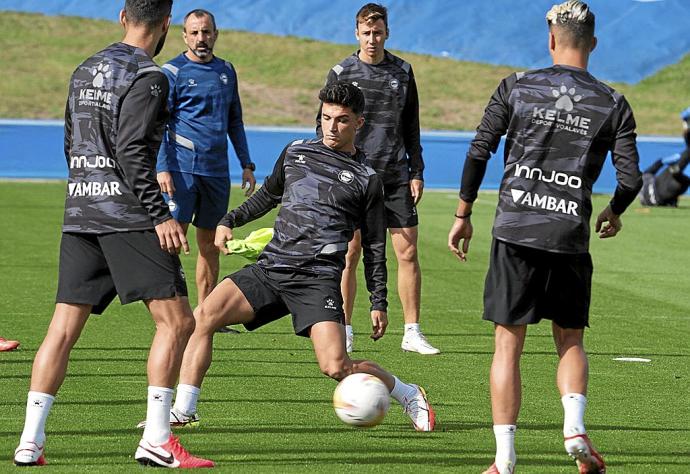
14 441 46 466
401 329 440 355
402 384 436 431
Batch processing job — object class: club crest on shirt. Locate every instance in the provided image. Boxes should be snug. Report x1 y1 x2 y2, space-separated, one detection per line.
389 78 399 90
338 170 354 184
219 73 228 85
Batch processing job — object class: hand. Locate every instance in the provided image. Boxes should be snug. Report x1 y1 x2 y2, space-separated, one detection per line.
215 225 234 255
154 218 189 255
448 217 473 262
370 310 388 341
157 171 175 198
242 168 256 197
595 205 622 239
409 179 424 205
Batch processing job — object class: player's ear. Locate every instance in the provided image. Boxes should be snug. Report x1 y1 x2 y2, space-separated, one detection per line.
590 36 598 53
354 27 359 41
548 29 557 54
356 114 365 130
163 15 171 33
119 9 127 28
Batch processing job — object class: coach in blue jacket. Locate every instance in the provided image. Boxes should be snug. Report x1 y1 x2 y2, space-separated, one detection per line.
157 8 256 305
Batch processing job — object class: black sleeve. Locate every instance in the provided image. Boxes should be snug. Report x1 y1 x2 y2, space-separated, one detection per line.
608 96 643 215
117 72 171 226
642 159 664 176
402 68 424 181
315 69 339 138
360 173 388 312
218 147 287 228
460 75 515 202
63 95 72 165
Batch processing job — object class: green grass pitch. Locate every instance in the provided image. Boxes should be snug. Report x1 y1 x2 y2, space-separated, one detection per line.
0 182 688 472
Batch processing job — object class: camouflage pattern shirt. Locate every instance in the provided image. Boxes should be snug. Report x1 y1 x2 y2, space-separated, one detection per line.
461 65 642 254
317 51 424 186
219 139 388 311
63 42 171 233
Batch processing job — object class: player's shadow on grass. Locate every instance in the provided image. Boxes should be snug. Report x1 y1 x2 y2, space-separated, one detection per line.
69 346 317 352
438 421 690 433
0 397 332 408
0 373 322 380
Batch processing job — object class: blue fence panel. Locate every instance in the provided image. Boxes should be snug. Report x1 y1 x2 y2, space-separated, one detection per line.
0 120 685 194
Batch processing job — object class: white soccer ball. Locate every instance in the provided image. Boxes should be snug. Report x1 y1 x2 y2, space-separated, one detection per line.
333 373 390 427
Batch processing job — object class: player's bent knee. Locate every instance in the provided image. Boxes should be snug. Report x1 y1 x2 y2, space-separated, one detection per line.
320 360 352 381
192 305 219 332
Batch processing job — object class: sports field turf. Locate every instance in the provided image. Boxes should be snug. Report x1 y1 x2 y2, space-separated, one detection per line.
0 182 689 472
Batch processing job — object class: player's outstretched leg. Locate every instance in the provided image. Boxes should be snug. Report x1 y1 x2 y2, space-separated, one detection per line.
310 320 435 431
137 279 257 430
553 324 605 473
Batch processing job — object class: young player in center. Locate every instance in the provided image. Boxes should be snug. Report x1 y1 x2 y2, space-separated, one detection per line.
157 82 436 432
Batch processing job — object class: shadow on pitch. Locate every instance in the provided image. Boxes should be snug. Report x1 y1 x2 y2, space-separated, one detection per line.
439 420 690 433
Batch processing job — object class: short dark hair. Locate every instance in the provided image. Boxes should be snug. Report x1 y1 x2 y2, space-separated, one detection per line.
124 0 172 27
319 82 365 116
356 3 388 29
546 1 595 49
183 9 217 31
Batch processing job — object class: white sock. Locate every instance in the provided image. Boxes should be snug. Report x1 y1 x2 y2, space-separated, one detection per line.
173 384 201 416
404 323 420 333
143 386 173 446
493 424 517 473
562 393 587 437
389 376 417 404
20 391 55 446
345 325 353 337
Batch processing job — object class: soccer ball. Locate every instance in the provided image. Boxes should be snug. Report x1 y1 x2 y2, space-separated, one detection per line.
333 373 390 427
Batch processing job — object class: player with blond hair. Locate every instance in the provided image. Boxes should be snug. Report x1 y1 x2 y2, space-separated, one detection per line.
448 1 642 472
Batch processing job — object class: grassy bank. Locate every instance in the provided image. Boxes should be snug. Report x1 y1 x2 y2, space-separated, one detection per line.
0 11 688 135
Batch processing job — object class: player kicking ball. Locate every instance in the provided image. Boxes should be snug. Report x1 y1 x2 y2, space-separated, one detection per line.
141 82 435 433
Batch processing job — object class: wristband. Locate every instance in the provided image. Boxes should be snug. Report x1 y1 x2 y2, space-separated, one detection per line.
454 211 472 219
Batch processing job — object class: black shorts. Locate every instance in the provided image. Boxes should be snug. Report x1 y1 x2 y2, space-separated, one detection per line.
483 239 592 329
383 182 418 228
56 231 188 314
228 264 344 337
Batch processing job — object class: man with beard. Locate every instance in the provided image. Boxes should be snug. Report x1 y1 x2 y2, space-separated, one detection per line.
13 0 213 468
156 9 256 313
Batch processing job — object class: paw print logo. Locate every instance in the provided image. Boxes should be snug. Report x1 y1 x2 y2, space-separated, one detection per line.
324 298 337 309
150 84 162 97
92 62 112 88
552 85 582 112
